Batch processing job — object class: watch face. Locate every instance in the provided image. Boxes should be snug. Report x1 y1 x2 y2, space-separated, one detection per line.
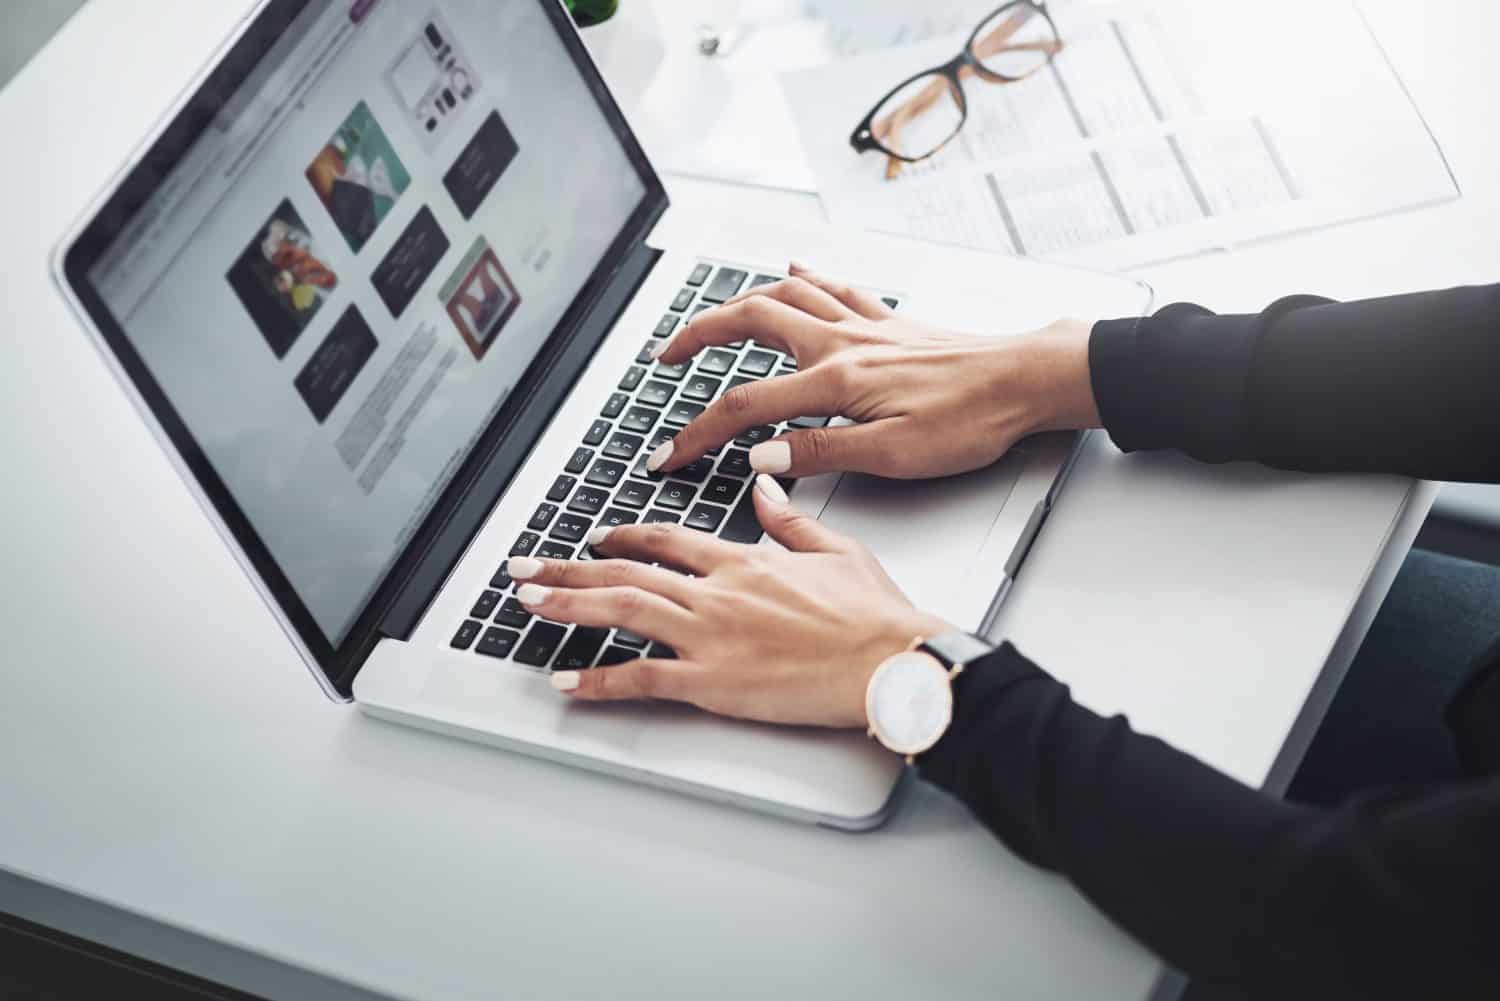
867 651 953 755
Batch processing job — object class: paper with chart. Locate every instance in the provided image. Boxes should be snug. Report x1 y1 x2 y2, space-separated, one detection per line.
782 0 1458 269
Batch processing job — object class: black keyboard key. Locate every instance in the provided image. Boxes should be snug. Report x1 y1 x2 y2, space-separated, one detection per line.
665 400 705 425
601 393 630 419
637 380 675 408
476 626 522 659
653 361 690 381
733 425 776 447
698 348 738 376
635 340 658 364
647 642 677 660
514 622 567 666
546 475 576 503
597 645 638 667
614 628 649 648
603 432 644 461
739 350 778 376
511 532 541 557
555 626 611 669
686 262 712 286
789 415 830 429
670 288 695 312
720 489 766 544
685 503 728 533
780 356 799 371
598 507 639 529
615 480 654 509
494 598 532 629
718 449 752 478
681 374 722 403
451 619 482 650
551 513 592 543
567 486 609 515
583 419 611 446
702 476 743 506
536 540 575 561
654 481 696 510
642 509 680 524
528 503 559 531
725 374 756 391
674 457 714 483
702 267 748 303
881 296 899 309
630 454 664 482
649 426 679 449
585 458 627 488
654 314 679 338
689 303 713 320
490 565 514 590
565 447 594 474
620 406 659 434
619 366 646 392
748 273 780 289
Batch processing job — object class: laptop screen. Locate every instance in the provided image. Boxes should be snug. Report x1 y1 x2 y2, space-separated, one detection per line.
72 0 651 653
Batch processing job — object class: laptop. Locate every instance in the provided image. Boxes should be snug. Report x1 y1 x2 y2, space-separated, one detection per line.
54 0 1150 829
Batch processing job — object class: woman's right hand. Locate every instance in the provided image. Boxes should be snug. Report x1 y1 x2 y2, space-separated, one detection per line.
648 263 1102 481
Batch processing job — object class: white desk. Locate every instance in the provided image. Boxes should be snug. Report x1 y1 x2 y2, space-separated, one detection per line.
0 2 1491 999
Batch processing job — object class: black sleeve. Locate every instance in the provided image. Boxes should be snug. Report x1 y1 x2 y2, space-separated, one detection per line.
1088 284 1500 482
917 643 1500 999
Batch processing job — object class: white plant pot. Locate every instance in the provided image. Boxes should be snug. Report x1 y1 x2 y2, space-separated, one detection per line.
579 1 667 114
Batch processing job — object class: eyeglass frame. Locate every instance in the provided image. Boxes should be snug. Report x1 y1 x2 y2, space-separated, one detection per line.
848 0 1063 166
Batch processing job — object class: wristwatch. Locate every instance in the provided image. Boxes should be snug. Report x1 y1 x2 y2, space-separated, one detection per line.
865 631 995 763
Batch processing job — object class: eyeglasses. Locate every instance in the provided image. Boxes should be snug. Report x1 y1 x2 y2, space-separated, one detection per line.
849 2 1064 180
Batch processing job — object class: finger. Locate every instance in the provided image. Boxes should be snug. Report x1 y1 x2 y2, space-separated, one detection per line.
505 555 699 609
551 658 703 704
746 419 909 478
749 473 853 554
516 582 696 647
788 262 894 320
657 295 828 365
719 275 855 322
589 521 739 576
653 369 838 472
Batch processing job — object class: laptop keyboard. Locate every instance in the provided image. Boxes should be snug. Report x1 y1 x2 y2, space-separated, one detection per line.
447 261 894 671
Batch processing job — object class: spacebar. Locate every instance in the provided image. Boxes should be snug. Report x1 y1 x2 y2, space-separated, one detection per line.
718 478 794 544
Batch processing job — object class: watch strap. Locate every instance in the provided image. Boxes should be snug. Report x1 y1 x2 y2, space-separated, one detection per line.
919 630 995 671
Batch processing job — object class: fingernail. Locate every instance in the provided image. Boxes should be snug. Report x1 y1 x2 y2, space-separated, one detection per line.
586 526 613 547
516 583 550 606
646 440 674 472
789 260 813 274
749 440 791 474
754 473 789 505
550 671 580 692
648 338 671 360
507 556 543 580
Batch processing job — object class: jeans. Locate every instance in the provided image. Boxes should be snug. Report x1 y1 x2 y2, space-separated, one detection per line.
1287 547 1500 804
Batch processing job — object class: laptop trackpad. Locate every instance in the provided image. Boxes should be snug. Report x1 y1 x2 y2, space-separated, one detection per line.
811 451 1027 626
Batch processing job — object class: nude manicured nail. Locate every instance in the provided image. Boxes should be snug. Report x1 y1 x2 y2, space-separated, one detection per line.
507 556 543 580
789 260 813 274
647 440 674 472
550 671 580 692
586 527 613 547
516 583 551 606
648 339 671 360
749 440 791 474
754 473 789 505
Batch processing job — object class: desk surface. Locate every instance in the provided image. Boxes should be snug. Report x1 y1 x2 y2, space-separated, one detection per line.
0 2 1491 999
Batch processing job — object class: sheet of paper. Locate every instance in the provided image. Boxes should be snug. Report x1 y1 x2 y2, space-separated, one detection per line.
782 0 1459 269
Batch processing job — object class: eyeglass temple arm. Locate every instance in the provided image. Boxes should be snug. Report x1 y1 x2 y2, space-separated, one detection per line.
879 8 1062 179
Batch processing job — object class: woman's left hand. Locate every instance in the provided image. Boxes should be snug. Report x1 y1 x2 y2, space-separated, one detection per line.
505 475 953 728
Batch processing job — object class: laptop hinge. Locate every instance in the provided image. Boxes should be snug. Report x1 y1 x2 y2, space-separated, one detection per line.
366 236 663 656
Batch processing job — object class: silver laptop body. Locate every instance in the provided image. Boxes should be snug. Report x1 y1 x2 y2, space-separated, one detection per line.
55 0 1150 829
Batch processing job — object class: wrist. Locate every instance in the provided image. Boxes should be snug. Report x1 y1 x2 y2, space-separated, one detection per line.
851 611 958 726
1020 317 1102 434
